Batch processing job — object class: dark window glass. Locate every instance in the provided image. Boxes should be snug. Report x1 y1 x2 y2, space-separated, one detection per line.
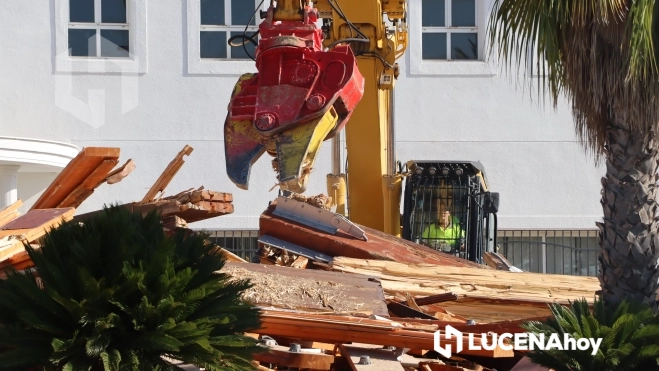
451 33 477 59
70 0 95 23
422 0 444 27
230 31 256 59
201 0 225 25
422 33 446 59
100 30 129 57
201 31 227 58
69 29 97 56
102 0 127 23
451 0 475 27
231 0 256 25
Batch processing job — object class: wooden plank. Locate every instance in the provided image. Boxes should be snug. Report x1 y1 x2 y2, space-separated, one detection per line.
31 147 120 210
256 312 514 358
259 203 486 268
57 159 119 208
252 345 333 370
164 189 233 204
73 196 234 225
140 145 193 204
223 262 389 316
0 200 22 228
0 208 75 263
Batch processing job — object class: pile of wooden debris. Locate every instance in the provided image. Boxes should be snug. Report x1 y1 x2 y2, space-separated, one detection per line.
0 145 240 275
0 145 596 371
224 199 599 371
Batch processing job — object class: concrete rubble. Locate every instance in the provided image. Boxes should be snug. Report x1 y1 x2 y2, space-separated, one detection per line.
0 145 592 371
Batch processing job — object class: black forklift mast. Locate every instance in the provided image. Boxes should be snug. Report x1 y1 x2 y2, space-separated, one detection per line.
401 161 500 264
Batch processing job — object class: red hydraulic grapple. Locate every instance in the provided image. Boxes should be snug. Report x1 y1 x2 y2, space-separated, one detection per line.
224 2 364 193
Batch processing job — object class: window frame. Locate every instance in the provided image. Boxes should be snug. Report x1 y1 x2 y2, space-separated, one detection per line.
68 0 130 59
54 0 147 73
409 0 496 76
187 0 265 75
421 0 479 61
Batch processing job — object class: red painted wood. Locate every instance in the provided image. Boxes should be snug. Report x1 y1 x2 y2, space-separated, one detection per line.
259 204 485 268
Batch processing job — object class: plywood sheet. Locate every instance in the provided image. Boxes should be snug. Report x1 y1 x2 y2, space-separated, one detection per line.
223 262 389 316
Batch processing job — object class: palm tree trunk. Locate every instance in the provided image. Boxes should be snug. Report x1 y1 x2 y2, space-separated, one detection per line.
598 124 659 308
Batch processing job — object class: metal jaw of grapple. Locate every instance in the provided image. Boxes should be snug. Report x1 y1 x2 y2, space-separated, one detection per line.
224 3 364 193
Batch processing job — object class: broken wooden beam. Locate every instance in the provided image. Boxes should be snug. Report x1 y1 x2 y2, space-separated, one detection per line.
104 158 136 185
140 145 193 204
73 188 234 224
31 147 121 210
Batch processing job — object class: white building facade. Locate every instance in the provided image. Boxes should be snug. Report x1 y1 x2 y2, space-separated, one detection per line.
0 0 604 275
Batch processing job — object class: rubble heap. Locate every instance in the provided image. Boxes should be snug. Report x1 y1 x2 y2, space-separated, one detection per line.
0 145 596 371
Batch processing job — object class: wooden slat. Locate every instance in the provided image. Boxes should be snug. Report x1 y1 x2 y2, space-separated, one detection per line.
31 147 120 210
57 159 119 208
140 145 193 204
0 200 22 228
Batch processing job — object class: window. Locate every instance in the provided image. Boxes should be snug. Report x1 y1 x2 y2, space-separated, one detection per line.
207 230 260 262
199 0 258 60
54 0 146 73
68 0 130 58
421 0 477 60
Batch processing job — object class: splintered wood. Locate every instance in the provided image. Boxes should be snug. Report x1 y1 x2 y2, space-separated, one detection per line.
223 262 389 316
227 267 350 311
289 193 333 210
331 257 599 322
140 145 193 204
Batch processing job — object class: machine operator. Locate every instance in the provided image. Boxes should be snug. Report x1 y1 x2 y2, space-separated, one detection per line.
421 201 465 254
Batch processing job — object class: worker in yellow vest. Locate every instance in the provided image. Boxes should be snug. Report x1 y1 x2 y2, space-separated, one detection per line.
421 203 464 253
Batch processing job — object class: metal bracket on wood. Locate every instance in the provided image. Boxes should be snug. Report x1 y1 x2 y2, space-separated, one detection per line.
258 234 334 264
272 196 367 241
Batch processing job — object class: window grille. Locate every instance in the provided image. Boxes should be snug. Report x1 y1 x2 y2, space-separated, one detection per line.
498 230 599 276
